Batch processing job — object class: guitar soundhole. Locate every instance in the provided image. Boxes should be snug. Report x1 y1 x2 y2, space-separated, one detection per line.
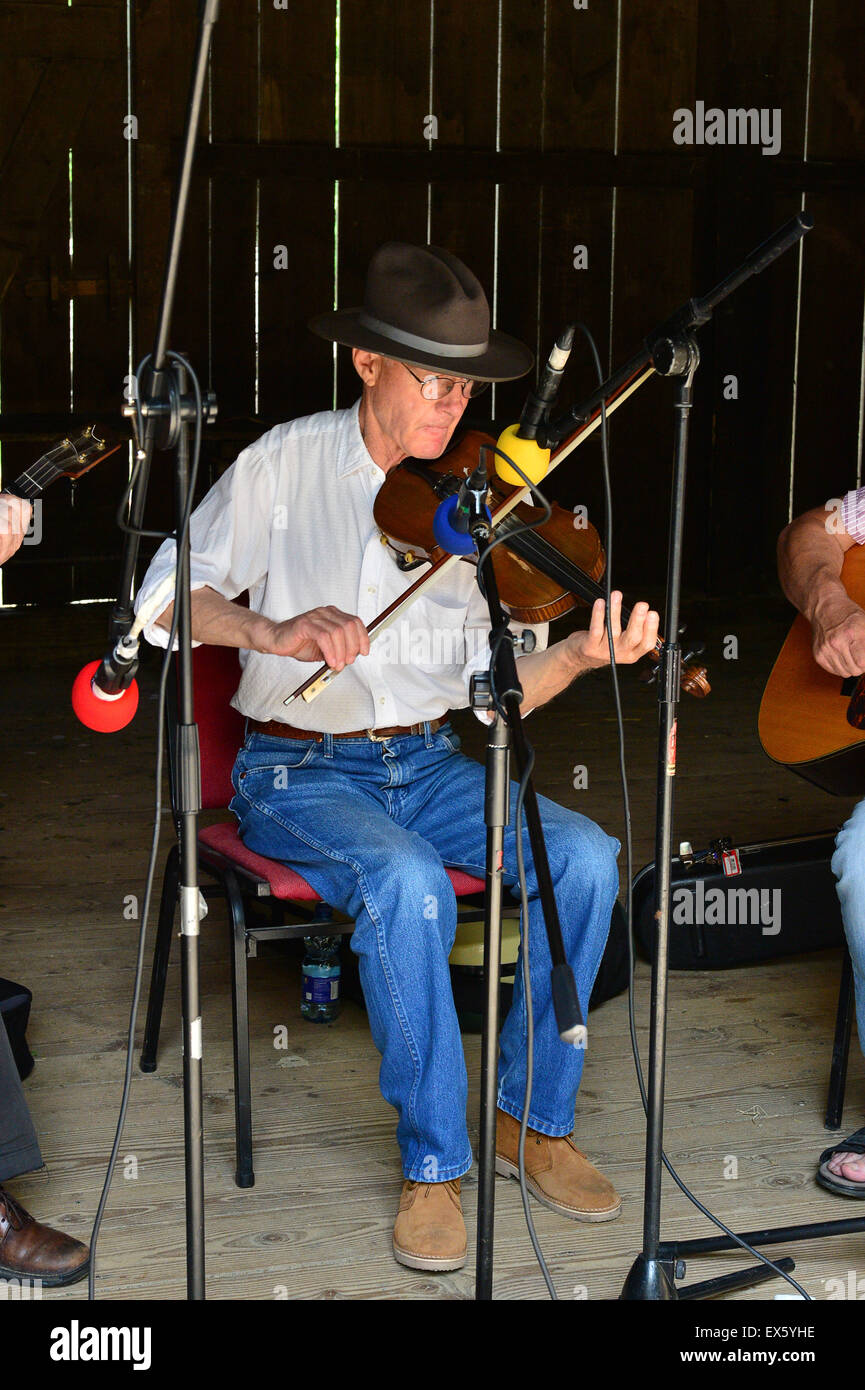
841 677 858 697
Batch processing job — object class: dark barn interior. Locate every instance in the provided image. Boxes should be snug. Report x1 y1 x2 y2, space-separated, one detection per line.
2 0 865 1310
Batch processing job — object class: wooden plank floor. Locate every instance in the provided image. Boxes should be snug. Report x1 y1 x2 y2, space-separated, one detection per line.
1 595 863 1301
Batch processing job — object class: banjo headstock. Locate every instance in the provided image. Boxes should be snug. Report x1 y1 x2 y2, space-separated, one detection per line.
5 427 119 499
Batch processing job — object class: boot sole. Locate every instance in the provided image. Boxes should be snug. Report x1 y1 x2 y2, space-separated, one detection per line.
0 1256 90 1287
495 1156 622 1223
392 1240 467 1271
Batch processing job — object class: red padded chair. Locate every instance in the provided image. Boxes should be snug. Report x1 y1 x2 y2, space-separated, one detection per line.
140 643 491 1188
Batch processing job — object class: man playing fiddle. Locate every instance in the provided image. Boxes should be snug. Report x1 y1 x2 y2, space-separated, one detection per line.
135 242 659 1270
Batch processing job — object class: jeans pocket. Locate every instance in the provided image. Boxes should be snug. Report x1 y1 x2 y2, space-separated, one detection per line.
237 742 318 790
438 725 462 755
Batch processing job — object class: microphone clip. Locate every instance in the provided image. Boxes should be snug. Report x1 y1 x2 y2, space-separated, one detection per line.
99 633 140 695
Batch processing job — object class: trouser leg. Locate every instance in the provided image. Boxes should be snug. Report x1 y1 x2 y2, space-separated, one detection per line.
406 748 620 1133
832 798 865 1057
230 747 473 1179
0 1016 42 1184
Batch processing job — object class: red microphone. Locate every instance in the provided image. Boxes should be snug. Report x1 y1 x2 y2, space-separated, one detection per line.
72 659 140 732
72 574 174 732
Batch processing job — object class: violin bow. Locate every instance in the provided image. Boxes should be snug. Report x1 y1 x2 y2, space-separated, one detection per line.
283 357 656 708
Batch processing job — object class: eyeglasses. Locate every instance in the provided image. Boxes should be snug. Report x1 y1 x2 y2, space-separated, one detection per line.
401 362 490 401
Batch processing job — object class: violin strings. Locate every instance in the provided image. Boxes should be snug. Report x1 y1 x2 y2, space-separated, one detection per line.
495 516 596 596
496 512 635 620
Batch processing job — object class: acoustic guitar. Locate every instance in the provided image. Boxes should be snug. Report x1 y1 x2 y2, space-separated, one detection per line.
759 545 865 795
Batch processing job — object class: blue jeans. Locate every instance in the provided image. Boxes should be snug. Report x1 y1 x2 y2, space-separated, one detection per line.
229 722 620 1182
832 799 865 1056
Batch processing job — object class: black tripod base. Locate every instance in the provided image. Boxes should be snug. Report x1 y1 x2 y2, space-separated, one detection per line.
621 1250 797 1300
678 1257 796 1300
620 1255 677 1300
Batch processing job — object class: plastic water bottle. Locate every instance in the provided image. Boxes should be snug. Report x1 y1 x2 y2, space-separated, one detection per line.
301 916 341 1023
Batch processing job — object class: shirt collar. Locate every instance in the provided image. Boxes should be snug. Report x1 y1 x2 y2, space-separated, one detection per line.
337 398 385 479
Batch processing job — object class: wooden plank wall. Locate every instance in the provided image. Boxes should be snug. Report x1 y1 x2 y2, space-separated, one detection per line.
0 0 863 605
0 0 129 604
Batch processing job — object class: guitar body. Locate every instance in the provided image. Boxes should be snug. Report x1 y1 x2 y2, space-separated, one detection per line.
759 546 865 795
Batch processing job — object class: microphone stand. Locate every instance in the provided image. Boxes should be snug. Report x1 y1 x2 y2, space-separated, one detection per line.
466 472 587 1301
542 213 834 1300
100 0 221 1299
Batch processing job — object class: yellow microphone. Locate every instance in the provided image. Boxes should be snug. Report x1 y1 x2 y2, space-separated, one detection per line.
495 424 551 487
494 324 575 487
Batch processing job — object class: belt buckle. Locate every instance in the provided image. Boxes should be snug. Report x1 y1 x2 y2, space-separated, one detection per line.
366 728 389 743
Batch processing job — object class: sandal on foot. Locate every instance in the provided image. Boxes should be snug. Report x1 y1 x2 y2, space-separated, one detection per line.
816 1126 865 1197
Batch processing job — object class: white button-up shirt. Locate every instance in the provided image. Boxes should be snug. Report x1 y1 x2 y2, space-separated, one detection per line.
134 400 548 732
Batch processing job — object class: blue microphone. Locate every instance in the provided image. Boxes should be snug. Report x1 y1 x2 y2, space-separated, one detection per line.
432 457 492 555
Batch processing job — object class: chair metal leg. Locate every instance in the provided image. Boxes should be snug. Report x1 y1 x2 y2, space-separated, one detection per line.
140 842 180 1073
826 945 855 1131
225 868 255 1188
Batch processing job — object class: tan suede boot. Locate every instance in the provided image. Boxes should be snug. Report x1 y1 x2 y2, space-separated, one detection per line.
392 1177 467 1271
495 1108 622 1222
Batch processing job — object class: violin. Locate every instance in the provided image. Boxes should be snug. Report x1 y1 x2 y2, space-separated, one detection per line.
376 431 606 624
375 429 710 694
284 363 710 707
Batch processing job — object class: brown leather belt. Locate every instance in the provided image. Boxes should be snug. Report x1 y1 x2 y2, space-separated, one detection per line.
248 716 448 743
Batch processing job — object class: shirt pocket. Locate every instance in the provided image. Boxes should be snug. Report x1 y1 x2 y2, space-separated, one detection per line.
397 592 473 674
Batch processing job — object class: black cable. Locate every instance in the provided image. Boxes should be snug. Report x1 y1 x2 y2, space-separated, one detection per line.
512 742 560 1300
575 321 809 1301
475 442 552 719
114 350 203 540
485 332 806 1299
87 352 204 1298
471 446 559 1296
475 442 553 586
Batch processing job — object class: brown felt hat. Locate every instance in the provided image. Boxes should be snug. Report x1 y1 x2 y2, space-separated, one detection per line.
309 242 534 382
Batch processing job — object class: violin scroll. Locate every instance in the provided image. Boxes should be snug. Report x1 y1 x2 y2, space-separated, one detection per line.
638 633 711 698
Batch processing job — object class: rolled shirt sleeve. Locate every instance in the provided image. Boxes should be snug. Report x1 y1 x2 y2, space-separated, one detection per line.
134 439 277 649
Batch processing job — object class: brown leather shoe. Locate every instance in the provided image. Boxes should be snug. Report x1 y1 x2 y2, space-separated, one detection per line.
0 1187 90 1287
393 1177 467 1271
495 1108 622 1222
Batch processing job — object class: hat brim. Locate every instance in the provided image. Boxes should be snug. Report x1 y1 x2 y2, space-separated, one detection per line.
309 309 534 382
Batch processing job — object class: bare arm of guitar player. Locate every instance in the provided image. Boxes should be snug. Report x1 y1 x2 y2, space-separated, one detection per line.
154 585 370 669
777 506 865 677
